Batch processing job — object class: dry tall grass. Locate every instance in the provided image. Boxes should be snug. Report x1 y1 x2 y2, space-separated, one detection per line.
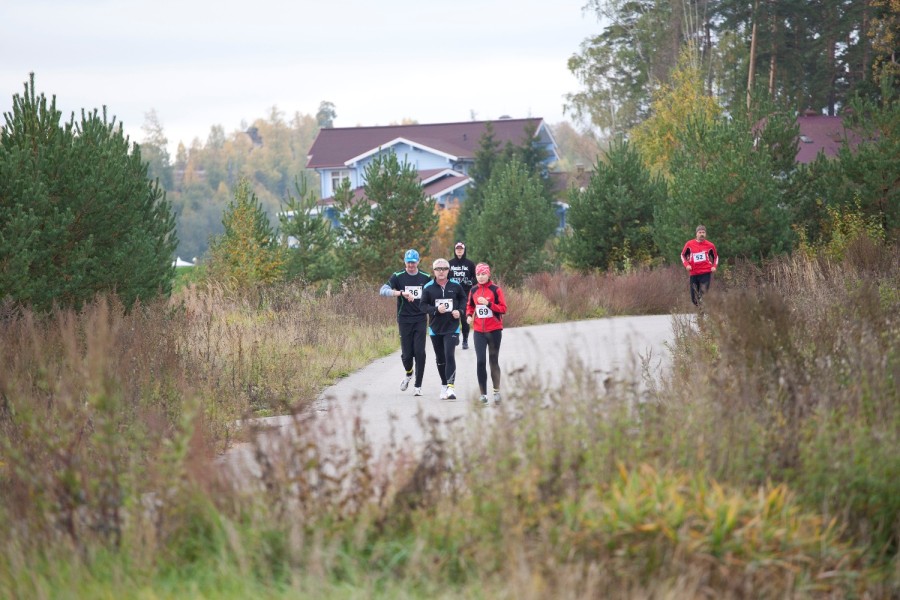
1 249 897 598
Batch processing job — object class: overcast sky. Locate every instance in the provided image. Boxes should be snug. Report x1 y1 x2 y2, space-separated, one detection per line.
2 0 601 154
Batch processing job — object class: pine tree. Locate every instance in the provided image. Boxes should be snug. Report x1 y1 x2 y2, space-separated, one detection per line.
334 151 438 280
0 74 177 311
653 113 792 263
467 158 557 285
455 122 500 243
278 176 336 282
789 95 900 242
561 138 665 271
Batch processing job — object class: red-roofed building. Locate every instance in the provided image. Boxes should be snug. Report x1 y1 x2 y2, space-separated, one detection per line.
794 110 863 164
305 118 559 216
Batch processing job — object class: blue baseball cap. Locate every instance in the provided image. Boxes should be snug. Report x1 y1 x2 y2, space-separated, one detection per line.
403 249 420 263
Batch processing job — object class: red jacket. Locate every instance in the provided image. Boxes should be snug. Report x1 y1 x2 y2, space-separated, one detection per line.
466 281 507 333
681 239 719 275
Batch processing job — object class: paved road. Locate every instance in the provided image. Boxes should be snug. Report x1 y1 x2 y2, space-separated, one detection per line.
222 314 678 480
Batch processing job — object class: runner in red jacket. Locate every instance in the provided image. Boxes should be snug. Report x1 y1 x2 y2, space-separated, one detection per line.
681 224 719 307
466 262 507 404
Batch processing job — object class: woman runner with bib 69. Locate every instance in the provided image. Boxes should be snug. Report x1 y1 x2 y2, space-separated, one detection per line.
466 262 507 404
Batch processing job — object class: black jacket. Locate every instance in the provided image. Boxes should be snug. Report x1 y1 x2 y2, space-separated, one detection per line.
449 249 476 293
421 278 467 335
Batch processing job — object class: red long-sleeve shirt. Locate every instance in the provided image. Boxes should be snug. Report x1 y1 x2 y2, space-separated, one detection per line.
681 239 719 275
466 281 507 333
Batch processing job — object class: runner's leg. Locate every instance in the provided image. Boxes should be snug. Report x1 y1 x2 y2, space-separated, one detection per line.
413 320 427 387
474 331 488 395
399 322 414 374
431 333 447 385
486 330 502 393
444 332 459 385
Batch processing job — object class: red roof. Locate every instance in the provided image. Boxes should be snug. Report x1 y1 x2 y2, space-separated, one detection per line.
307 118 545 169
795 115 863 163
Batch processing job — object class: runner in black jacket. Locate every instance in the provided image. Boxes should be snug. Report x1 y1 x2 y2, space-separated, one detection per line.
448 241 476 349
379 249 431 396
421 257 468 400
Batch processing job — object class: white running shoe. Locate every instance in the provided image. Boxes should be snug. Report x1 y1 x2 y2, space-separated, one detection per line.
493 390 501 404
446 386 457 400
413 387 423 396
400 375 412 391
479 394 489 404
439 385 448 399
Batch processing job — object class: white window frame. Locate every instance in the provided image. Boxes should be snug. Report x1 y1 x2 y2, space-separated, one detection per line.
330 169 351 194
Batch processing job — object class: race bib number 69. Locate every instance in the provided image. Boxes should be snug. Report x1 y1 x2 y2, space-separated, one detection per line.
475 305 493 319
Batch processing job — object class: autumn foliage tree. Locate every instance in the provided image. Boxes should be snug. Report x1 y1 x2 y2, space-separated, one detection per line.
629 47 723 177
431 204 460 260
207 178 286 286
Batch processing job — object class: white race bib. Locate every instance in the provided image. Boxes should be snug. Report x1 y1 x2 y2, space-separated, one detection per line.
475 304 493 319
436 299 453 312
404 285 423 299
691 251 707 263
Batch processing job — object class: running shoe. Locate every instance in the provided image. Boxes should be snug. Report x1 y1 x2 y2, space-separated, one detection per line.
479 394 489 404
446 386 457 400
462 340 469 350
413 387 422 396
400 375 412 391
440 385 448 399
493 390 501 404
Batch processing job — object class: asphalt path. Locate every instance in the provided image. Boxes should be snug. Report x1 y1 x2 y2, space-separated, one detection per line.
221 315 679 481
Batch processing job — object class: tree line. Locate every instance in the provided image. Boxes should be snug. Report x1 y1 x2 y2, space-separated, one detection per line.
566 0 899 136
2 0 897 312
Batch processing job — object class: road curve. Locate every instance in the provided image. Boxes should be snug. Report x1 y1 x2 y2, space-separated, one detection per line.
222 314 679 479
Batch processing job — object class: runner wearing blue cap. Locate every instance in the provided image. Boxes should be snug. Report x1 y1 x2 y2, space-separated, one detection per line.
379 249 431 396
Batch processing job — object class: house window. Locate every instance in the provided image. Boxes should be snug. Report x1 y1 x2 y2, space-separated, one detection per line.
331 170 350 193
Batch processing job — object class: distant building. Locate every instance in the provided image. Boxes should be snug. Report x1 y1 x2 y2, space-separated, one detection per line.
172 256 195 267
304 118 560 223
794 109 863 164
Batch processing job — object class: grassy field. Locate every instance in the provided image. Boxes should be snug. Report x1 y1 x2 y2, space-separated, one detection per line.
1 243 898 598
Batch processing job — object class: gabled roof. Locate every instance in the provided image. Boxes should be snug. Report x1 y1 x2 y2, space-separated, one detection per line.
345 137 459 165
307 118 548 169
422 172 469 198
795 113 863 163
317 169 470 206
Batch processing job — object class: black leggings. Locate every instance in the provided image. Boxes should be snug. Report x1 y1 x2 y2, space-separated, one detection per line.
460 313 471 342
430 332 460 385
399 320 427 386
474 329 502 395
689 273 712 306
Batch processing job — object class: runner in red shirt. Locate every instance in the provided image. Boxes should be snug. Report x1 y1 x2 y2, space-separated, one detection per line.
681 224 719 307
465 262 507 404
